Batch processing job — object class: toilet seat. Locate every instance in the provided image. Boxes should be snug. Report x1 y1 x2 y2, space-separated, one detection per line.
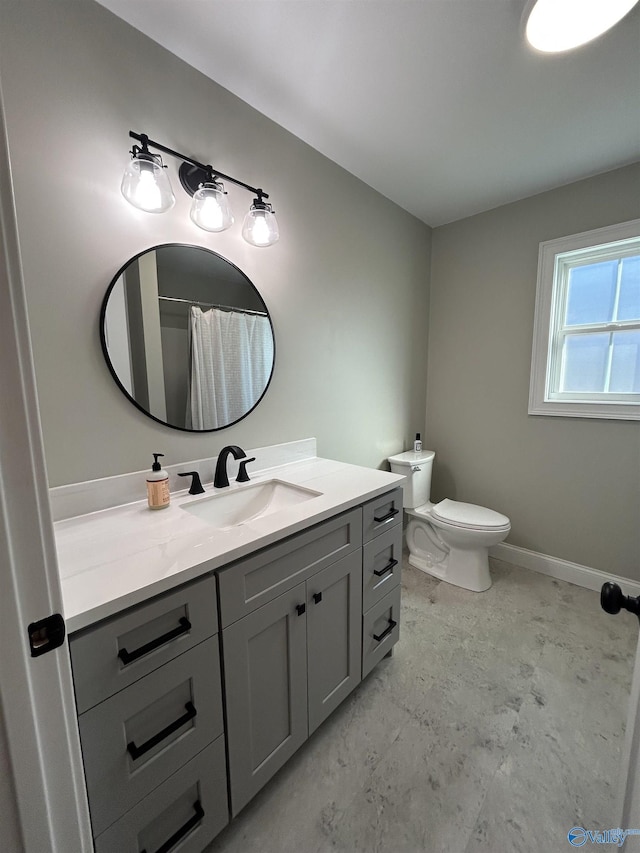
417 499 510 532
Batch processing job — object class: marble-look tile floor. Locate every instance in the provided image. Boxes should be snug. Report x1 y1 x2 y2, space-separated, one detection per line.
205 557 638 853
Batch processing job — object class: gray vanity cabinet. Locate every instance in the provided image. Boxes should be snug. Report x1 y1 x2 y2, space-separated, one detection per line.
67 488 402 850
220 512 364 817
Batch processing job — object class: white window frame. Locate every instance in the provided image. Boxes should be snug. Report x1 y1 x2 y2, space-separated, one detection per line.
529 218 640 420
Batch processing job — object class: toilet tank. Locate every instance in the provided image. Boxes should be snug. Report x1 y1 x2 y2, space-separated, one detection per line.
388 450 435 509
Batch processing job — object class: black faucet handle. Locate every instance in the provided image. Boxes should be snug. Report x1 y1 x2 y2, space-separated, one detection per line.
236 457 256 483
178 471 205 495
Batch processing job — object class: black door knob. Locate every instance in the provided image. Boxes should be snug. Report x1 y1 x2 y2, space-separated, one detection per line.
601 582 640 620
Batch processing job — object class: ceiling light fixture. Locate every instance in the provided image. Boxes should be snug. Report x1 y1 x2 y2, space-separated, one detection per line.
121 132 279 247
525 0 640 52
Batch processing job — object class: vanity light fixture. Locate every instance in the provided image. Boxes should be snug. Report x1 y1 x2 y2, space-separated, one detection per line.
121 131 279 246
525 0 640 52
121 136 175 213
242 198 279 247
189 173 234 233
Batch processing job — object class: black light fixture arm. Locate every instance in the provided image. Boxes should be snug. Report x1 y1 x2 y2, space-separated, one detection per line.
129 131 269 200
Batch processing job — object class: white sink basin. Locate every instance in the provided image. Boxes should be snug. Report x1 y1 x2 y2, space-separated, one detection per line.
181 479 322 529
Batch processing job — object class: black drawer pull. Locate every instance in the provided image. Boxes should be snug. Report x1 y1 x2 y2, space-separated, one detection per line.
374 558 398 578
141 799 205 853
373 619 397 643
373 508 400 523
127 701 197 761
296 603 306 616
313 592 323 604
118 616 191 665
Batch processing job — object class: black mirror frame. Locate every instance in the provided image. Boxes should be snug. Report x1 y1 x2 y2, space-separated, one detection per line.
99 243 276 433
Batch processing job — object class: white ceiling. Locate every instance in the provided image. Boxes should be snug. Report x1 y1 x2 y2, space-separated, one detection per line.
97 0 640 227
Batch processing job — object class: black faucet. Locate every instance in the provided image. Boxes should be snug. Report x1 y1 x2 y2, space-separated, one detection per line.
214 445 248 489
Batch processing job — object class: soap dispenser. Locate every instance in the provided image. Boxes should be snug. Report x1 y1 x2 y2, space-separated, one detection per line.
147 453 170 510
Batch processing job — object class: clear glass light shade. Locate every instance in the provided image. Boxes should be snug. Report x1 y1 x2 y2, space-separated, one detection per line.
242 205 279 247
526 0 640 52
121 155 175 213
189 182 234 232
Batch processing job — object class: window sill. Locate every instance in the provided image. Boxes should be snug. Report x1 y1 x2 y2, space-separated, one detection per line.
528 399 640 420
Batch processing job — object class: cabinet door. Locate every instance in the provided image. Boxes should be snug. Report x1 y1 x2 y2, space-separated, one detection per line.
307 550 362 735
223 583 308 816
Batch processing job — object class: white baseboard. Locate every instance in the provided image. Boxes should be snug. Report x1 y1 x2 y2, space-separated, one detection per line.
490 542 640 597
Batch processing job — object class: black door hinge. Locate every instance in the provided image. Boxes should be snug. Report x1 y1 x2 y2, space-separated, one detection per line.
28 613 66 657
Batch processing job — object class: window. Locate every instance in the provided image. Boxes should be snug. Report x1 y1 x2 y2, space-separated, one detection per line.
529 219 640 420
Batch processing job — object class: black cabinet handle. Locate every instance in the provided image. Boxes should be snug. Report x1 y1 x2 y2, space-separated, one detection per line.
296 603 306 616
313 592 323 604
374 558 398 578
118 617 191 665
141 799 205 853
127 701 197 761
373 508 400 523
373 619 397 643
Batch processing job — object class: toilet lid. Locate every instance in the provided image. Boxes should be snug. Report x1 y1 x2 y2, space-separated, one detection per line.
431 499 510 530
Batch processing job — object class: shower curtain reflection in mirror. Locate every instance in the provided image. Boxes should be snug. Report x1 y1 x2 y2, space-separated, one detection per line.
187 306 274 430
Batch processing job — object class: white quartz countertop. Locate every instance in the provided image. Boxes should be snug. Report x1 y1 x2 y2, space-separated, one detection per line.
54 456 404 633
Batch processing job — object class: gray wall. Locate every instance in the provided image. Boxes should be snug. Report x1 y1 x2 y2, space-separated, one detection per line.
0 0 430 487
427 164 640 579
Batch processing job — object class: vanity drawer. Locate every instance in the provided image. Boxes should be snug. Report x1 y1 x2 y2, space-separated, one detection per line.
362 584 401 678
363 523 403 610
70 574 218 713
93 735 228 853
218 508 362 627
79 636 223 837
362 488 403 543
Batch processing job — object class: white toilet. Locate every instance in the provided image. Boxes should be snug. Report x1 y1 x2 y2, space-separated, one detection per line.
388 450 510 592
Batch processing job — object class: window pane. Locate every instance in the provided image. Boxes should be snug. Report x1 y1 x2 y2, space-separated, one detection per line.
610 330 640 393
561 333 609 392
565 260 618 326
617 255 640 322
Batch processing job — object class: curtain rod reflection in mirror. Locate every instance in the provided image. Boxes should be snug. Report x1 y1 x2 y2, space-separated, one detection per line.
159 295 268 317
121 131 279 247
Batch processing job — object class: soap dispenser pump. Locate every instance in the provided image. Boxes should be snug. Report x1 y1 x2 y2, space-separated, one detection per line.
147 453 170 510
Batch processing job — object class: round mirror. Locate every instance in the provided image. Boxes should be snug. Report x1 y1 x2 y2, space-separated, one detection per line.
100 244 275 431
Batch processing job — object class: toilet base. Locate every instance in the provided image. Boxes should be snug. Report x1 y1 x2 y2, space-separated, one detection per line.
406 516 493 592
408 548 492 592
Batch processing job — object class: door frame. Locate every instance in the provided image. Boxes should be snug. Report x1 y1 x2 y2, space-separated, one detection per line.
620 632 640 829
0 73 92 852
